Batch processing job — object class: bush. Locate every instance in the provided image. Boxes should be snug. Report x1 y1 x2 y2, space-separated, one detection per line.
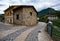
53 19 60 27
52 28 60 41
38 15 46 22
52 19 60 41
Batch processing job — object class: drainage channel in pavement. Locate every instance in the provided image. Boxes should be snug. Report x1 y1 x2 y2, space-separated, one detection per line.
14 26 37 41
25 26 41 41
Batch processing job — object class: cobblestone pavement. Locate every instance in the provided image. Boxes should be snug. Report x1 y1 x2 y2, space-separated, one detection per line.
14 26 37 41
0 26 28 38
0 22 53 41
38 23 53 41
0 22 13 31
38 31 53 41
25 22 46 41
0 26 31 41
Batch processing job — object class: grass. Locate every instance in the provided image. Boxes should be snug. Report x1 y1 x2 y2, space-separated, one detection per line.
52 27 60 41
53 19 60 28
52 19 60 41
52 27 60 36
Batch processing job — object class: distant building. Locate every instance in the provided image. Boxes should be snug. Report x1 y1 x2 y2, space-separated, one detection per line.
45 15 58 22
47 15 58 20
4 5 38 26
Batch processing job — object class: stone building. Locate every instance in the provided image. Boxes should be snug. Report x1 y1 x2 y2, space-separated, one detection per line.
4 5 38 26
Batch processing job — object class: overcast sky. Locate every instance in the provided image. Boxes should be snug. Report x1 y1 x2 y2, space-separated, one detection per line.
0 0 60 14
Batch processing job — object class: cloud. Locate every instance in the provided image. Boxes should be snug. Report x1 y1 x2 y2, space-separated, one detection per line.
0 0 60 14
0 10 4 14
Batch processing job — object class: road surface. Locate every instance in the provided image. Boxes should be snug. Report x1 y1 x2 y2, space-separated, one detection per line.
0 22 53 41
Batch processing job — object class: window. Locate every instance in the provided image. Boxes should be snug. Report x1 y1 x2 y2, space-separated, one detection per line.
16 14 19 20
30 12 32 16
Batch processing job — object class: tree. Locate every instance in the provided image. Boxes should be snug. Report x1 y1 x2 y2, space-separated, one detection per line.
0 14 4 22
55 11 60 18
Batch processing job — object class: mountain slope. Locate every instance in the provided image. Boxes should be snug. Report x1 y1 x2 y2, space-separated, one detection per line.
38 8 56 16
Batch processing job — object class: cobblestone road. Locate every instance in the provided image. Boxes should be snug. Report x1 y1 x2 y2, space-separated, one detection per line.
0 27 31 41
25 22 46 41
0 22 53 41
0 22 12 30
0 22 31 41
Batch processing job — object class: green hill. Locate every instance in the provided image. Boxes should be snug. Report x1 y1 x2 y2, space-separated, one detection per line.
38 8 57 16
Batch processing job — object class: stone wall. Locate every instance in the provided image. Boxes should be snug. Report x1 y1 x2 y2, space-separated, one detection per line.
13 7 37 26
13 8 23 25
5 10 13 24
22 7 37 26
5 6 37 26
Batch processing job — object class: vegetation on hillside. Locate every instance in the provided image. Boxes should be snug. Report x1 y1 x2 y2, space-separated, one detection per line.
38 8 60 41
52 27 60 41
38 15 46 22
0 14 4 22
52 19 60 41
38 8 56 16
38 8 60 22
53 19 60 27
55 11 60 18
